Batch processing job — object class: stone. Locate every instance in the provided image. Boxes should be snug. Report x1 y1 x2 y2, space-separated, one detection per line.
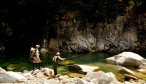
119 67 134 74
86 71 120 84
0 69 26 83
123 74 138 80
106 52 145 67
61 79 70 84
68 64 99 74
0 72 17 83
119 67 146 80
43 79 60 84
137 69 146 74
6 71 27 82
139 63 146 69
74 78 93 84
0 67 6 73
41 68 54 78
58 75 70 80
35 71 46 78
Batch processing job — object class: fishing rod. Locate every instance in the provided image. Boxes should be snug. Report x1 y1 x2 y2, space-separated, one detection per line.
65 55 77 59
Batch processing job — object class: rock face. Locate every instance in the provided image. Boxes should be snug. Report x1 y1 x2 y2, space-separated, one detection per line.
47 15 146 53
106 52 146 67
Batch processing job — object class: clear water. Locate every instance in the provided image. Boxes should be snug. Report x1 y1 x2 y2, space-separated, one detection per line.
55 52 125 81
1 52 146 81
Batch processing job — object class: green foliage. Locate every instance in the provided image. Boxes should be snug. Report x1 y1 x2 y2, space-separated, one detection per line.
125 0 143 13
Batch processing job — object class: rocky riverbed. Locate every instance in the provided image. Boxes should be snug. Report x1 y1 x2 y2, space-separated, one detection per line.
0 67 146 84
1 52 146 84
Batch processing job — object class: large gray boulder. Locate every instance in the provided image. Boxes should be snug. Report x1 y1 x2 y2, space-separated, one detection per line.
106 52 146 67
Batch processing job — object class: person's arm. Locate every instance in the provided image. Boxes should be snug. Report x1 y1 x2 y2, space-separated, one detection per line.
58 56 65 61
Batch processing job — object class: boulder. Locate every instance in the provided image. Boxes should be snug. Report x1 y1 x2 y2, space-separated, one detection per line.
6 71 26 82
23 72 34 80
41 68 54 78
58 75 70 80
119 67 146 80
35 71 46 78
74 78 94 84
85 71 121 84
43 79 60 84
68 64 99 74
106 52 146 67
118 67 134 74
123 74 138 80
0 71 17 83
0 68 26 83
139 63 146 69
137 69 146 74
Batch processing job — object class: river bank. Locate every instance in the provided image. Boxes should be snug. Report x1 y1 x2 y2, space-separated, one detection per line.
0 52 146 83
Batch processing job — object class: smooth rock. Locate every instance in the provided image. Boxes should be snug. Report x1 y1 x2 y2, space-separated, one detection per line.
106 52 145 67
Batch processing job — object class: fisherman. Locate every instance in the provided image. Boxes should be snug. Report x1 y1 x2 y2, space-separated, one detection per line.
52 51 65 75
30 45 41 70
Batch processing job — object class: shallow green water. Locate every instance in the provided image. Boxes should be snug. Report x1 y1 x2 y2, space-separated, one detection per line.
1 52 145 81
57 52 124 81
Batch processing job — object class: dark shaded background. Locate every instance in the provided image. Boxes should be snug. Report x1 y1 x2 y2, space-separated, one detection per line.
0 0 145 56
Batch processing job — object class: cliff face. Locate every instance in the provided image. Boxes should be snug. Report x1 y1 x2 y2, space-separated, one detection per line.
47 14 146 53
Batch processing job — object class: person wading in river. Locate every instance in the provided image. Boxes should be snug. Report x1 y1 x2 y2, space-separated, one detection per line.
52 51 65 75
30 45 41 70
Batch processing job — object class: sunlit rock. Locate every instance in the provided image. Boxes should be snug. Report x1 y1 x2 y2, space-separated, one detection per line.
119 67 146 80
68 64 99 74
23 72 34 80
106 52 146 67
43 79 60 84
6 71 26 82
74 78 93 84
41 68 54 78
35 71 46 78
137 69 146 74
0 68 16 83
0 67 26 83
58 75 70 80
139 63 146 69
85 71 121 84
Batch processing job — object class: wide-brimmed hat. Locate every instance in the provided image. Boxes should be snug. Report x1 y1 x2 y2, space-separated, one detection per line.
30 47 35 51
56 52 60 55
36 45 40 48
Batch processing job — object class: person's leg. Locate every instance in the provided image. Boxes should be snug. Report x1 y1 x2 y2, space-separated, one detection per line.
33 63 35 70
38 63 41 70
53 63 58 75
